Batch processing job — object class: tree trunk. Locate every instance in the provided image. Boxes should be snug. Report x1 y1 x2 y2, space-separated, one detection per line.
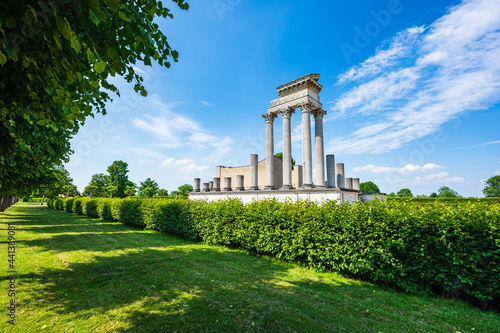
40 193 46 205
0 193 12 212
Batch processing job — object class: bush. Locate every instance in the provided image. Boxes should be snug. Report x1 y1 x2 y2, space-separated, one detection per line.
64 198 75 213
142 199 198 239
97 199 113 220
72 198 86 215
82 199 99 218
111 199 145 227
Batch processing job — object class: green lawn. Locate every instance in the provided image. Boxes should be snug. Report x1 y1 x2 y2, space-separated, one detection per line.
1 202 498 332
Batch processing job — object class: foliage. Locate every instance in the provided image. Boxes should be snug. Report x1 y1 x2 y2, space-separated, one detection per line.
387 192 396 198
139 177 159 198
430 192 438 198
158 188 168 199
397 188 413 197
275 152 296 169
106 185 118 198
177 184 193 196
72 197 86 215
83 173 107 197
47 197 500 307
110 199 144 227
97 198 113 220
0 0 189 196
437 186 460 198
125 184 137 198
360 181 380 193
483 175 500 197
106 161 132 198
82 198 98 218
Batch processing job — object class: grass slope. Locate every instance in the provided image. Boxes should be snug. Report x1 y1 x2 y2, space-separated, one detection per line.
1 202 498 332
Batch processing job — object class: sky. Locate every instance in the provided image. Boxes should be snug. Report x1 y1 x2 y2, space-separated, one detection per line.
65 0 500 197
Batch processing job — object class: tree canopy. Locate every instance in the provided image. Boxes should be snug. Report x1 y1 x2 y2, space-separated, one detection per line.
437 186 460 198
106 160 132 198
139 178 159 198
359 181 380 193
397 188 413 198
178 184 193 196
0 0 188 197
483 175 500 197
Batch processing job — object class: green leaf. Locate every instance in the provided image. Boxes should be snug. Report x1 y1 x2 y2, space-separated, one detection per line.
71 38 81 54
94 60 106 73
6 18 16 28
0 51 7 66
118 11 131 21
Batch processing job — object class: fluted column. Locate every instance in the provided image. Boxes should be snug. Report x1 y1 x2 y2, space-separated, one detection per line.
249 154 259 190
313 109 327 187
263 113 277 190
300 104 313 188
281 108 294 189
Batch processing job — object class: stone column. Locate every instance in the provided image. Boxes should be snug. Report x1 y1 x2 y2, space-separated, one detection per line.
336 163 345 188
281 108 294 189
249 154 259 190
300 103 313 188
209 181 213 191
313 109 327 187
353 178 360 191
223 177 232 191
194 178 201 192
213 177 221 192
326 154 336 188
263 113 277 190
235 175 244 191
345 178 353 190
202 183 210 192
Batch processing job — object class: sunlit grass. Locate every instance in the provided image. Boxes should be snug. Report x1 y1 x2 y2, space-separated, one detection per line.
1 202 498 332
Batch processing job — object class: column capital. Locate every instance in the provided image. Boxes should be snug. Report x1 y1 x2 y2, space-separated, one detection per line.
313 109 327 119
298 102 312 113
281 107 295 118
262 113 277 123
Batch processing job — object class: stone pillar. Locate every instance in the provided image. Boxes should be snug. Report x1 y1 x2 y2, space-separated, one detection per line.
313 109 327 187
202 183 210 192
235 175 244 191
345 178 353 190
281 108 294 189
300 103 313 188
209 181 213 191
249 154 259 190
194 178 201 192
353 178 360 191
223 177 232 191
336 163 345 188
326 154 335 188
213 177 221 192
263 113 277 190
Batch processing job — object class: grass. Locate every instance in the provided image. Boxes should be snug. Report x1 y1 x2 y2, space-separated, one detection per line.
1 202 498 332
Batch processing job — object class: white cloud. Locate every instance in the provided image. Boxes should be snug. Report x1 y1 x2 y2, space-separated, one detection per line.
376 171 464 186
131 97 234 158
328 0 500 155
199 100 211 106
354 163 445 174
129 147 165 160
159 157 210 172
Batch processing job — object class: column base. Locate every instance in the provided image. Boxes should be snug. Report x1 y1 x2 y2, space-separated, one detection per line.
280 185 293 190
315 185 326 188
213 189 221 192
248 186 260 190
301 184 314 189
264 186 275 190
223 188 232 191
235 187 245 191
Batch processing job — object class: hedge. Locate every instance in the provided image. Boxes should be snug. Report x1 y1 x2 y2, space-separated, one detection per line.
47 197 500 308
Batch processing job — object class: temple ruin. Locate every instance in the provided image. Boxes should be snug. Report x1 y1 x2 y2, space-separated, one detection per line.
189 74 384 203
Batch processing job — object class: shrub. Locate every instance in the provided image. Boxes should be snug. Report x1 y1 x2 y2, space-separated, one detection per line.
72 198 86 215
142 199 198 239
97 199 113 220
111 199 145 227
64 198 75 213
82 199 99 218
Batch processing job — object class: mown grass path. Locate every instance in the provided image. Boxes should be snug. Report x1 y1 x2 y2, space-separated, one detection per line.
1 203 498 332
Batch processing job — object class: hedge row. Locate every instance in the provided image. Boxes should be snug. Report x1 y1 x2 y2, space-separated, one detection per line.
47 197 500 308
387 197 500 204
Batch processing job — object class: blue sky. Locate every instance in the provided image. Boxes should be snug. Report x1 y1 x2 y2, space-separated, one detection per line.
65 0 500 197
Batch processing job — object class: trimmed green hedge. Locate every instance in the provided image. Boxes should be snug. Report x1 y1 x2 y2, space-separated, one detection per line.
47 197 500 308
388 197 500 204
82 199 99 218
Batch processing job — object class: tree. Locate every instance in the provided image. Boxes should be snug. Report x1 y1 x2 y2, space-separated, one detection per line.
275 152 296 169
397 188 413 198
106 185 118 198
359 181 380 193
85 185 98 198
430 192 438 198
483 175 500 197
63 184 78 198
139 178 159 198
178 184 193 196
83 173 107 197
106 161 131 198
0 1 189 199
125 184 137 198
158 189 168 199
387 192 397 197
437 186 460 198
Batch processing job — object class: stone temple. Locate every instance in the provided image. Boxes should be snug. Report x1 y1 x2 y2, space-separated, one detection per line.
189 74 384 204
